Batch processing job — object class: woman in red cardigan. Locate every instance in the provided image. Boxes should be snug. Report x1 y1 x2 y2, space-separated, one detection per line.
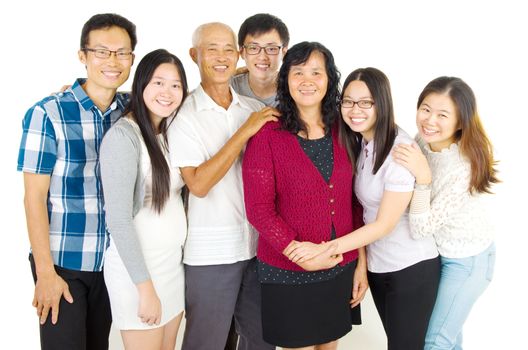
242 42 367 350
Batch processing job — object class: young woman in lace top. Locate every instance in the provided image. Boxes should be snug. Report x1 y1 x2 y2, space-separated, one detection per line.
392 76 499 350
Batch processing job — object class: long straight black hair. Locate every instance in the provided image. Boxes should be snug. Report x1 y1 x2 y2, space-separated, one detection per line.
338 67 396 174
124 49 188 212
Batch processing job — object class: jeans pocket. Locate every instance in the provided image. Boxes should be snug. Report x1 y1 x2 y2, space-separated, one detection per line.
486 250 496 282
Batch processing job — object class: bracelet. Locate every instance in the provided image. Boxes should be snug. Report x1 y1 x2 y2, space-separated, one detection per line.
414 183 431 190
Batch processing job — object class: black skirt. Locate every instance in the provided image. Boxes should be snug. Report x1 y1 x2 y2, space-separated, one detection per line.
261 261 361 347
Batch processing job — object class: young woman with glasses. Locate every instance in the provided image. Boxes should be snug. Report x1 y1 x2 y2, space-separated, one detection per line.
285 67 441 350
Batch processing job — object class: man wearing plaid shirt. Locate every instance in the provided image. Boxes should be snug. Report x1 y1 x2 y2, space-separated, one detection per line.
17 13 136 350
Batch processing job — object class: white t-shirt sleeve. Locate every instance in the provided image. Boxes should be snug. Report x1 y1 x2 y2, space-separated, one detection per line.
384 157 415 192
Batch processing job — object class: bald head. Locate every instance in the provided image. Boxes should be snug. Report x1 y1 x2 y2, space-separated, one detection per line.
189 22 239 88
192 22 237 48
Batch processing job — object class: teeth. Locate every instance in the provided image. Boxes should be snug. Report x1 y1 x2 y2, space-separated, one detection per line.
351 118 366 123
214 65 228 70
423 127 438 135
103 71 120 77
256 64 269 68
157 100 171 106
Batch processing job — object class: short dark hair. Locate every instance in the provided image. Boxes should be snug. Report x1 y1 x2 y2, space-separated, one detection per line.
238 13 289 48
338 67 396 174
276 41 341 135
80 13 137 50
124 49 188 212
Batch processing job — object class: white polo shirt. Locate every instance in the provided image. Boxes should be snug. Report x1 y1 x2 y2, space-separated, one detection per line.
355 127 438 273
168 84 265 266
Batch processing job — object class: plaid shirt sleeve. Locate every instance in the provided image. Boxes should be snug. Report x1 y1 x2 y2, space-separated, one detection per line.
17 102 57 174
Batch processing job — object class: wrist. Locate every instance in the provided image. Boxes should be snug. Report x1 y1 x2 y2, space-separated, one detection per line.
35 263 56 278
136 280 156 295
415 171 432 185
414 182 431 190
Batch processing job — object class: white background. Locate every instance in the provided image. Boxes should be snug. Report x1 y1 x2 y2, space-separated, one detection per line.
0 0 525 348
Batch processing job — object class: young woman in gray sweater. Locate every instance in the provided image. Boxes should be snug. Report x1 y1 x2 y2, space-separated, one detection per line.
100 49 188 350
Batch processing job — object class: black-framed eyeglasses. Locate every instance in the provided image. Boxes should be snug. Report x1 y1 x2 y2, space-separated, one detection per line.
243 44 282 55
341 99 375 109
83 48 134 60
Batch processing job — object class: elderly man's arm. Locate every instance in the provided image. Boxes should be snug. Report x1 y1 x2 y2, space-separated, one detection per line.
181 106 279 197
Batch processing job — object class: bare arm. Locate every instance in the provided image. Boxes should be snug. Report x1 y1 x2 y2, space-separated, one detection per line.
285 191 412 261
182 106 278 197
23 173 73 325
333 191 412 254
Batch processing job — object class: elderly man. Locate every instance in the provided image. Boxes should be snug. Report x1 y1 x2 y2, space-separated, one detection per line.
167 22 277 350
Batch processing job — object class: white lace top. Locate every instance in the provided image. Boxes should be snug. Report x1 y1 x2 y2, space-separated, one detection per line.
409 138 494 258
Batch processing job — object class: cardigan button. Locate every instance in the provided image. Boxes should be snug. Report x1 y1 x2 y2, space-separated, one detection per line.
329 184 334 189
331 211 335 215
330 198 334 203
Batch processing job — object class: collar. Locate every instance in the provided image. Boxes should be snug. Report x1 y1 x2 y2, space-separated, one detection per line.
193 83 247 112
70 78 125 114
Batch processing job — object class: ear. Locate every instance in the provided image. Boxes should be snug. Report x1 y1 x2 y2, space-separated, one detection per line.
131 53 136 66
240 47 246 60
78 49 86 65
282 46 288 56
189 47 198 64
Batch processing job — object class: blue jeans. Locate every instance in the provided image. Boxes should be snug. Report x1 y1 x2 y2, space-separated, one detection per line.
425 243 496 350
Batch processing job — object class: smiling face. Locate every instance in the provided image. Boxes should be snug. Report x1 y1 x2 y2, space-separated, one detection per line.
191 24 238 86
341 80 377 142
288 51 328 110
78 26 134 93
143 63 184 128
416 92 459 151
240 29 286 81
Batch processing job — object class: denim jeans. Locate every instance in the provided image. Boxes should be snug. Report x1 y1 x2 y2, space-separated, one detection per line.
425 243 496 350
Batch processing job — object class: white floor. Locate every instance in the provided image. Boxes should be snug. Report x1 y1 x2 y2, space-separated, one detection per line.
108 290 387 349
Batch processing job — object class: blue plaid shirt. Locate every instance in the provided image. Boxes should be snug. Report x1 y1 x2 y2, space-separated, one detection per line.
17 79 128 272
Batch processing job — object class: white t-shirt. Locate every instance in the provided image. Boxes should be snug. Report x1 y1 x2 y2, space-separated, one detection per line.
168 84 265 266
355 128 438 273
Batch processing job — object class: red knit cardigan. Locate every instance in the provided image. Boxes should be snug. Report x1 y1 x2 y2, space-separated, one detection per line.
242 121 364 271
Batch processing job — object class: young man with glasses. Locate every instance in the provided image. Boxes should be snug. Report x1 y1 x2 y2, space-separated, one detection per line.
17 13 136 350
231 13 289 107
224 14 289 349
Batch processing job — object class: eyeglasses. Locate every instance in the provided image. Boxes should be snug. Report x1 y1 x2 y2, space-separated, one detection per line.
243 44 282 55
83 48 133 60
341 99 375 109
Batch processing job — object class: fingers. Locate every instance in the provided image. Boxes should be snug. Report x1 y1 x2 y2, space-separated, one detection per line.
350 281 369 308
51 300 60 325
139 314 161 326
258 107 281 121
40 304 50 325
282 241 297 256
352 280 359 300
63 285 74 304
